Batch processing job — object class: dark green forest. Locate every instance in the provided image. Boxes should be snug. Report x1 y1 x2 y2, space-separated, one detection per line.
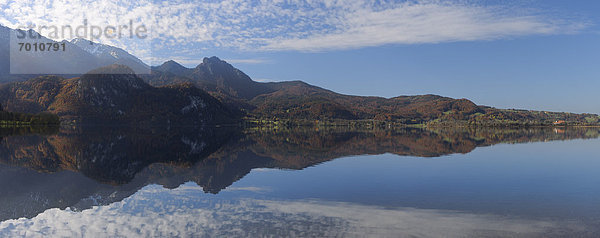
0 104 60 125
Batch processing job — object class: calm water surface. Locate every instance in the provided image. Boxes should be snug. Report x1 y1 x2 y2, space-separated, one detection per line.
0 126 598 237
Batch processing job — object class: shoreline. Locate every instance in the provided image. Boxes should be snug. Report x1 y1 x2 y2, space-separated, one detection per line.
1 117 598 130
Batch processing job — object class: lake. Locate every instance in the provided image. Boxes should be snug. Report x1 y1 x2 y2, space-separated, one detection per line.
0 126 599 237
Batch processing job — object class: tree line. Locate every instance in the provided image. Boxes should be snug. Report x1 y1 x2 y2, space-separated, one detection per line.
0 104 60 125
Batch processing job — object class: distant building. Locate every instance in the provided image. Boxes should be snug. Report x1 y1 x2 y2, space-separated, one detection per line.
553 120 566 125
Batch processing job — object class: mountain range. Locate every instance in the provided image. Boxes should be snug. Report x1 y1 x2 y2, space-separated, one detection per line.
0 25 149 82
0 64 237 125
0 24 598 126
144 57 599 126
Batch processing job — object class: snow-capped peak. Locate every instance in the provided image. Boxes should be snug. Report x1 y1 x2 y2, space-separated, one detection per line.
71 38 119 59
69 38 149 72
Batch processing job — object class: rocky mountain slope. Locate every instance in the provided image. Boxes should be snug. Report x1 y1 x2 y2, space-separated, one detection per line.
145 57 482 122
146 57 599 126
0 65 239 125
145 57 274 101
70 38 149 74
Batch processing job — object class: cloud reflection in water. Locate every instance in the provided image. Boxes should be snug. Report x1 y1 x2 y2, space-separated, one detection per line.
0 183 590 238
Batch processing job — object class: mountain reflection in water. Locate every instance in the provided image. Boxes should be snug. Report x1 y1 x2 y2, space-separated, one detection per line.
0 126 599 236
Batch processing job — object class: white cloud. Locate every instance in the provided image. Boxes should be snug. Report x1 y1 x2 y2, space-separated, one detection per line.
0 0 589 56
261 2 588 51
253 78 277 82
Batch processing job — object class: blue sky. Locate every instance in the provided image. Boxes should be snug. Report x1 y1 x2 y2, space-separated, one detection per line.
197 0 600 114
225 31 600 114
1 0 599 113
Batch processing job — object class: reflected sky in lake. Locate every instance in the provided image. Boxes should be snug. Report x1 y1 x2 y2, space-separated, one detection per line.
0 182 592 237
0 127 599 237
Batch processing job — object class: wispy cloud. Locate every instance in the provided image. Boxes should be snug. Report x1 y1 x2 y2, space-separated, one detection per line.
259 1 589 51
0 0 589 56
253 78 276 83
